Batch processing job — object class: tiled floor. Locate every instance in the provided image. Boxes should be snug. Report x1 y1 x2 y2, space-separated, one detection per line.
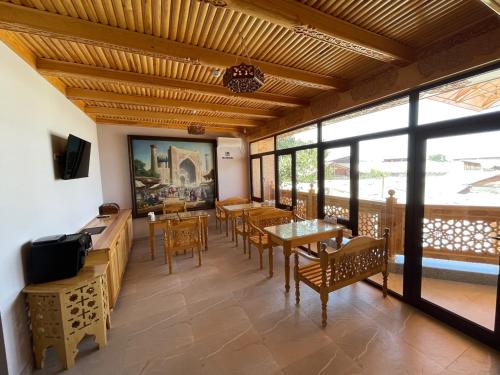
369 273 498 330
36 220 500 374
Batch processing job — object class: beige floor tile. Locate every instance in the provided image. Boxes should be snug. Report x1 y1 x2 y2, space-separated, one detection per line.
33 221 499 374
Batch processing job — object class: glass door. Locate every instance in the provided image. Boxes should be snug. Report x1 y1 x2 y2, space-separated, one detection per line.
250 157 262 201
358 135 408 295
262 154 275 204
323 146 351 225
276 148 318 213
277 153 293 209
295 148 318 218
419 130 500 330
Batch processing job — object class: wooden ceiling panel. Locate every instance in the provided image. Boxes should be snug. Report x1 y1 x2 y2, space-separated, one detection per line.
82 100 267 120
299 0 493 47
58 77 285 111
1 0 494 132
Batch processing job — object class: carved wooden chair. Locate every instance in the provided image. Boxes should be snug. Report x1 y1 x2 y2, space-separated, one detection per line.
163 217 202 274
247 209 294 277
235 206 276 253
163 200 187 214
215 197 249 233
294 228 389 327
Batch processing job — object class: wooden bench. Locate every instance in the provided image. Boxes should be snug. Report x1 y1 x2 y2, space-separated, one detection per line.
294 228 389 327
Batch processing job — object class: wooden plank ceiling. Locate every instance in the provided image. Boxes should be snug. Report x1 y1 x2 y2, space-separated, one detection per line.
0 0 495 134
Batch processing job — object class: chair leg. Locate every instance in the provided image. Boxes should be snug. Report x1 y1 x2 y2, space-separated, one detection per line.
268 246 274 277
197 243 202 267
294 252 300 304
320 289 329 327
382 269 388 298
243 234 247 254
191 247 194 258
259 247 263 269
163 240 168 265
167 247 173 274
235 231 239 247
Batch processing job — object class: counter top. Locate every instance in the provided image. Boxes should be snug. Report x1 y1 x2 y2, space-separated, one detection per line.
83 209 132 251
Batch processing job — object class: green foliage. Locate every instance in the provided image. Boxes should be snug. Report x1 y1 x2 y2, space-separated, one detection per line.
133 159 147 175
133 159 159 178
277 139 317 184
428 153 447 162
363 168 389 178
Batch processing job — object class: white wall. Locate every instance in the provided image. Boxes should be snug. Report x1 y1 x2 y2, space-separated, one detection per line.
217 143 249 200
97 125 248 239
0 42 103 374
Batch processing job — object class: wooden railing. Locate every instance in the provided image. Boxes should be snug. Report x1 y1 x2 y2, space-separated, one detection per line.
275 186 499 264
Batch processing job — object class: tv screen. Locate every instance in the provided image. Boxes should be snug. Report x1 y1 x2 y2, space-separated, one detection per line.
61 134 91 179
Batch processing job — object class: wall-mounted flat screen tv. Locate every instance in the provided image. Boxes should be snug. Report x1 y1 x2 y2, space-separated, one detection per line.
61 134 91 179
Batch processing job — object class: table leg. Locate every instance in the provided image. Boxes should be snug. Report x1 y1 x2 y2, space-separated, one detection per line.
149 223 155 260
232 215 236 243
283 243 291 293
335 229 343 249
204 218 208 251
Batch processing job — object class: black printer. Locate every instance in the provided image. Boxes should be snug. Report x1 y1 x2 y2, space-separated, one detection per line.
28 233 92 283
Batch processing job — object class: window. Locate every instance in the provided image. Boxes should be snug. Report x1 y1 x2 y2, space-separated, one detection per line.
276 124 317 150
250 137 274 155
251 158 261 199
322 97 409 142
418 67 500 125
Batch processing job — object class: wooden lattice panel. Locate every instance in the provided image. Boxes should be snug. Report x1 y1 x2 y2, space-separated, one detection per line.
358 211 381 238
422 218 499 257
29 294 63 341
63 280 101 335
324 195 350 220
24 264 108 370
333 246 385 284
296 198 307 218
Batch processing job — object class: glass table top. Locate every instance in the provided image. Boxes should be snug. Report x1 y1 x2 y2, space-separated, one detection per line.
148 210 210 222
223 202 273 211
148 213 178 223
178 210 210 218
264 219 344 240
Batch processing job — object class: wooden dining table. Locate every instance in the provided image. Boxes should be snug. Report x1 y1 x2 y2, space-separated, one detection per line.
222 201 273 241
264 219 344 293
148 210 210 260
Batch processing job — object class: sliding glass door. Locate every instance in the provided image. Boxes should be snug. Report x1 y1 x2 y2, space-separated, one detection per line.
419 130 500 330
276 147 318 215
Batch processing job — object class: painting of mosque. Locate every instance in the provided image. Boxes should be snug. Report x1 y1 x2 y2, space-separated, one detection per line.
128 135 217 217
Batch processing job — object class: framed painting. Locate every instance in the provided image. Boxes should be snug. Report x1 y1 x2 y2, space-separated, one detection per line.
128 135 218 218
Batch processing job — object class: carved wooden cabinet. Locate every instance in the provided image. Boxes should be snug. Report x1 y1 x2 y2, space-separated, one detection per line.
23 264 110 370
85 209 133 308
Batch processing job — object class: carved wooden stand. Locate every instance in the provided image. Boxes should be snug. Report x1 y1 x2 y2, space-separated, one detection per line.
23 264 110 370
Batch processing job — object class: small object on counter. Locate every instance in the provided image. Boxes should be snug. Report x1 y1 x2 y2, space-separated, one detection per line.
99 203 120 215
148 212 156 220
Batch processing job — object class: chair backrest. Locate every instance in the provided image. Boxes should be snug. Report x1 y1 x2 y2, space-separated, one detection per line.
163 200 187 214
320 228 389 289
216 197 249 207
248 209 294 233
165 217 201 247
